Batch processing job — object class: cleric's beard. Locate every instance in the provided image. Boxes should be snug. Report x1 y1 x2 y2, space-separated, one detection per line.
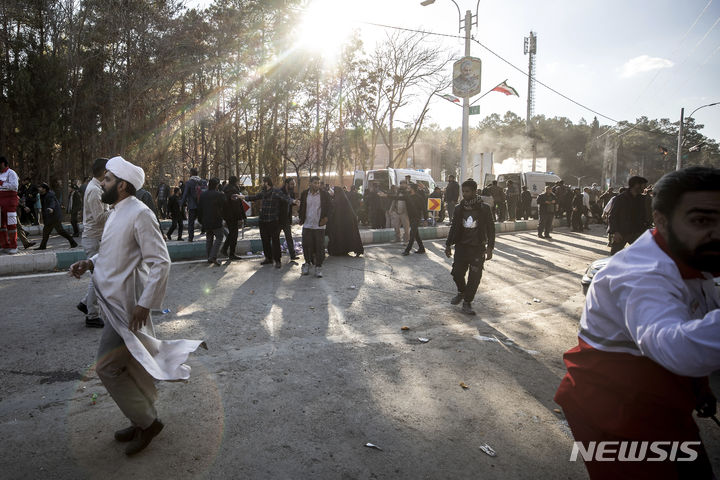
101 182 119 204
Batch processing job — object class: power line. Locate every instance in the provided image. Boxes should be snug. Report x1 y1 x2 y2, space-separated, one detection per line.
361 20 678 139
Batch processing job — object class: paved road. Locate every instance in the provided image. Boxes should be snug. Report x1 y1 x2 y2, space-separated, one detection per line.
1 225 718 479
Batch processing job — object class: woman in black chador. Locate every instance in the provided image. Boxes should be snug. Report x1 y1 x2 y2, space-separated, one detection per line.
327 186 364 256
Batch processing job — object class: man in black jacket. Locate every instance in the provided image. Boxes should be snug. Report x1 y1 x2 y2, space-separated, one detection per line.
608 175 649 255
166 187 184 241
298 176 333 277
445 175 459 223
242 176 299 268
445 179 495 315
68 183 83 237
198 178 226 265
36 182 78 250
220 176 246 261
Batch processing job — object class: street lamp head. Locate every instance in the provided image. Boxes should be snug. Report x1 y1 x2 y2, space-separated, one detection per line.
420 0 436 5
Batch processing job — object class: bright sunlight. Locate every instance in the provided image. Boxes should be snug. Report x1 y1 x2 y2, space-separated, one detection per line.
296 0 356 61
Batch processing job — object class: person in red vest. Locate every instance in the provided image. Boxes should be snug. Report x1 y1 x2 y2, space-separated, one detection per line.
555 166 720 479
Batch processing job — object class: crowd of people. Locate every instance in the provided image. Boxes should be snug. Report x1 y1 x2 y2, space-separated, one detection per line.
3 152 719 475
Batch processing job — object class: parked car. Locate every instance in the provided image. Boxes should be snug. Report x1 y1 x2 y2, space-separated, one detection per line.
581 256 720 295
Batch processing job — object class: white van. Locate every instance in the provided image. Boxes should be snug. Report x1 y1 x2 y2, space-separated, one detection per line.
353 168 436 194
495 172 561 218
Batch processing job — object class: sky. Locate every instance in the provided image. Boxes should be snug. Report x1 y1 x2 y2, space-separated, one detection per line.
187 0 720 143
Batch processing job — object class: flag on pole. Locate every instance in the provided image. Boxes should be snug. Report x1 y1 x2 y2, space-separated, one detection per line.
491 81 519 97
440 93 461 104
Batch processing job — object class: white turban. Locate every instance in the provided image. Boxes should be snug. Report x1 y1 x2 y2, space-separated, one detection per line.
106 156 145 191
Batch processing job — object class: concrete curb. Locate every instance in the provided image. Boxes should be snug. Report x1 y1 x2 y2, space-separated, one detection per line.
2 218 563 275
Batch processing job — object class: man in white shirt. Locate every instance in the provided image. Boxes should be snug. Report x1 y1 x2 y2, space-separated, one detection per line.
0 156 20 254
555 166 720 478
77 158 109 328
70 156 204 456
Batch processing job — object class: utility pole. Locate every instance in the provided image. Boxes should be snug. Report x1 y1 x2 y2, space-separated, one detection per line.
524 31 537 171
460 10 471 183
676 107 683 171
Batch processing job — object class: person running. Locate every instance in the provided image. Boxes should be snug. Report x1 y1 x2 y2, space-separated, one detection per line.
69 156 204 456
445 179 495 316
35 182 78 250
165 187 184 241
554 166 720 479
298 176 332 277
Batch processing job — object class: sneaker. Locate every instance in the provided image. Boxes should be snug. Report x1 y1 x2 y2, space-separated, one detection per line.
85 317 104 328
301 263 310 275
461 301 476 316
415 249 426 254
315 266 323 278
450 293 463 305
6 248 18 254
76 302 88 315
125 419 164 456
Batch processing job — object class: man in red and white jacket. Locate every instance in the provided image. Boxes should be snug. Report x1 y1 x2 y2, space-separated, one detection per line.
555 166 720 479
0 156 20 254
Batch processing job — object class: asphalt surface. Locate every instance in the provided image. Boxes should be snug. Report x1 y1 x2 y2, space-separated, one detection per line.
1 225 718 479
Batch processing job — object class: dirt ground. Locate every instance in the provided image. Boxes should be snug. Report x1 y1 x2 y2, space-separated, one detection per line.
1 225 718 479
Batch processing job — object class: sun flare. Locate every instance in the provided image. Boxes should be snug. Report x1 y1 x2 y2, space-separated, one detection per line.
297 0 355 60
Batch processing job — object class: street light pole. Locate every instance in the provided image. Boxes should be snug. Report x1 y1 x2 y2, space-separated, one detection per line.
421 0 480 183
676 101 720 170
460 10 471 183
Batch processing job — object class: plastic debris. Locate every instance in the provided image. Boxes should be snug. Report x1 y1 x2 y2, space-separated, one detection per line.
459 382 469 389
364 443 383 451
91 393 97 405
418 337 430 343
479 444 496 457
553 408 562 414
533 298 541 303
349 285 356 290
401 326 410 331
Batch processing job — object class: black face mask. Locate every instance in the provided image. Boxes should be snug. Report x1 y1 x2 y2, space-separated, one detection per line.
101 182 119 204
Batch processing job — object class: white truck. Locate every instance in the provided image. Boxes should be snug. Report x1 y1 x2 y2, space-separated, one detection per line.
353 168 436 194
495 171 562 218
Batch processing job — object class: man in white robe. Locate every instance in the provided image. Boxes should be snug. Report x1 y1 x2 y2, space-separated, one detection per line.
70 156 204 456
